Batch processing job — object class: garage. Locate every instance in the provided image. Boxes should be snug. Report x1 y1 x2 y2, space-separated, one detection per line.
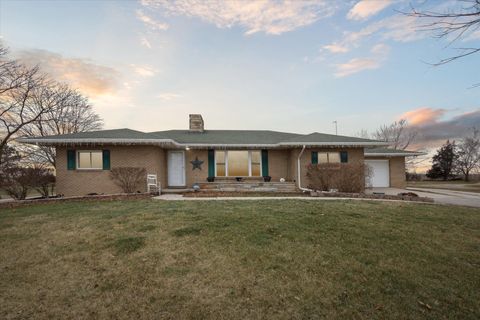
365 159 390 187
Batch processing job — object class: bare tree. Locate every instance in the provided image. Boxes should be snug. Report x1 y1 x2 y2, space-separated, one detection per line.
19 84 103 167
405 0 480 68
0 46 37 95
456 127 480 181
0 58 55 165
354 129 370 139
371 119 417 150
0 44 103 167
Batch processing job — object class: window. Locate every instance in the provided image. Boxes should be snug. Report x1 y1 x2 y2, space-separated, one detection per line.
215 151 226 177
214 150 262 177
328 152 340 163
228 151 249 176
251 151 261 177
318 152 340 164
77 151 103 169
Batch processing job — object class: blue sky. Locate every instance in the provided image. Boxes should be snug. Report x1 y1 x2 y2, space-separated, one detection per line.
1 0 479 148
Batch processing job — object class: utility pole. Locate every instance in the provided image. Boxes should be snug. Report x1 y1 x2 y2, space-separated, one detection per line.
333 121 338 135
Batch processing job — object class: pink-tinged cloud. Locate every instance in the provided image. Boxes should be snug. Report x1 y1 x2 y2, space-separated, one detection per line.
141 0 336 35
347 0 393 21
15 49 120 97
400 107 446 125
334 43 389 77
401 108 480 145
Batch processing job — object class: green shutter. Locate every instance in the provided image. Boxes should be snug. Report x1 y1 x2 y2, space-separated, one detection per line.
208 149 215 177
311 151 318 164
261 150 269 177
67 149 76 170
102 150 111 170
340 151 348 163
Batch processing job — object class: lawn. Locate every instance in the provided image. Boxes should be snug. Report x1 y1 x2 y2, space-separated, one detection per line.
407 180 480 193
1 199 479 319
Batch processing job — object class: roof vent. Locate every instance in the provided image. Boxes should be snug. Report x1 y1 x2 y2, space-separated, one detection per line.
189 114 204 132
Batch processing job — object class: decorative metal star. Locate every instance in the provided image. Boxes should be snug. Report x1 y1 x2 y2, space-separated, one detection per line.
190 157 204 170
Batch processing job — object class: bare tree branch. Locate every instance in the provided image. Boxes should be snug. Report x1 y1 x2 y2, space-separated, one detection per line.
403 0 480 67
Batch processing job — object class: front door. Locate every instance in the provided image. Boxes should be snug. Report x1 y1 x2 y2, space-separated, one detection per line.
168 151 185 187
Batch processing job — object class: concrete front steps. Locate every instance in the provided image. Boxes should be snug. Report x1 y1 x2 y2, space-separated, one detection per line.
197 181 298 193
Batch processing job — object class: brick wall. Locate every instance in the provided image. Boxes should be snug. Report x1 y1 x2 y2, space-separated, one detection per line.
56 145 166 197
185 149 209 185
55 145 379 196
291 147 365 189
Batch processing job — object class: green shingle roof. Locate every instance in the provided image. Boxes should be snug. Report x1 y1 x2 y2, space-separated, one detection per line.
283 132 376 143
19 128 387 147
365 148 425 156
149 130 302 144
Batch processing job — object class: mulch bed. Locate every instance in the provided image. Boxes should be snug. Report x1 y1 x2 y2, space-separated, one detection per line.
310 191 434 203
184 190 434 203
0 193 153 209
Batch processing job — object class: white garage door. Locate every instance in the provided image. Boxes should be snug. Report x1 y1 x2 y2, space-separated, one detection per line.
365 160 390 187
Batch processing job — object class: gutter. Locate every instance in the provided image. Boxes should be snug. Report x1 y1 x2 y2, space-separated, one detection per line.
17 138 388 148
297 145 312 192
364 152 427 157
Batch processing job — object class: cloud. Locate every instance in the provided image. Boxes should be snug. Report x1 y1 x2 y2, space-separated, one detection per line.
140 0 336 35
323 14 423 57
140 36 152 49
400 107 446 125
136 9 169 30
157 92 181 100
130 64 157 77
347 0 393 21
334 43 389 77
323 43 349 53
401 108 480 145
15 49 120 97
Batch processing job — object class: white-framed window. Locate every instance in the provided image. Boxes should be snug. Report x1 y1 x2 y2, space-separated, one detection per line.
318 152 340 164
215 150 262 177
77 150 103 169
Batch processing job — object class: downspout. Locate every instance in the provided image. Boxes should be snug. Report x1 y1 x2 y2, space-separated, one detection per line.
297 145 312 192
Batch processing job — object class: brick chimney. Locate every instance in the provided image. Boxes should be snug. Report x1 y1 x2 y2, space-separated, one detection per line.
189 114 204 132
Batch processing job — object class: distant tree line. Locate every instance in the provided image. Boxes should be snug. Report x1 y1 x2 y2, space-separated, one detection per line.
427 128 480 181
357 120 480 181
0 44 103 199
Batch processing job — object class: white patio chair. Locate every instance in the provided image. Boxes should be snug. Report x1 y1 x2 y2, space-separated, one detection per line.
147 174 161 194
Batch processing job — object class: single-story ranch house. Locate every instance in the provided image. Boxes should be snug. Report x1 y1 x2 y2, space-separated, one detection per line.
20 115 422 196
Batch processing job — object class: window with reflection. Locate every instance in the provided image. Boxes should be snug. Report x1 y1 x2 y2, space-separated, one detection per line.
251 151 261 177
215 151 226 176
214 150 262 177
77 151 103 169
318 152 340 164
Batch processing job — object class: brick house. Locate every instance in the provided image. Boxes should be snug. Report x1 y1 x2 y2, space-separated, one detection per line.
20 114 422 196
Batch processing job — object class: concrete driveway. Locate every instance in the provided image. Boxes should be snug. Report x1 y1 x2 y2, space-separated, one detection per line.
367 187 480 208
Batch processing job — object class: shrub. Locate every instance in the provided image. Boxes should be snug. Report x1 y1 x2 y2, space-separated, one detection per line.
0 165 56 200
110 167 146 193
306 161 371 193
31 166 55 197
1 167 35 200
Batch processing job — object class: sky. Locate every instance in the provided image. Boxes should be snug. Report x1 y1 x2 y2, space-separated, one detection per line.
1 0 479 153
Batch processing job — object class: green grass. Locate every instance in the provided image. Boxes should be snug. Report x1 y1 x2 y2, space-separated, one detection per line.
114 236 146 254
408 181 480 193
0 199 479 319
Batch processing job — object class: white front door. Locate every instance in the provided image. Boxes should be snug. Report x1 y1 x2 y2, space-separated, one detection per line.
168 151 185 187
365 160 390 188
